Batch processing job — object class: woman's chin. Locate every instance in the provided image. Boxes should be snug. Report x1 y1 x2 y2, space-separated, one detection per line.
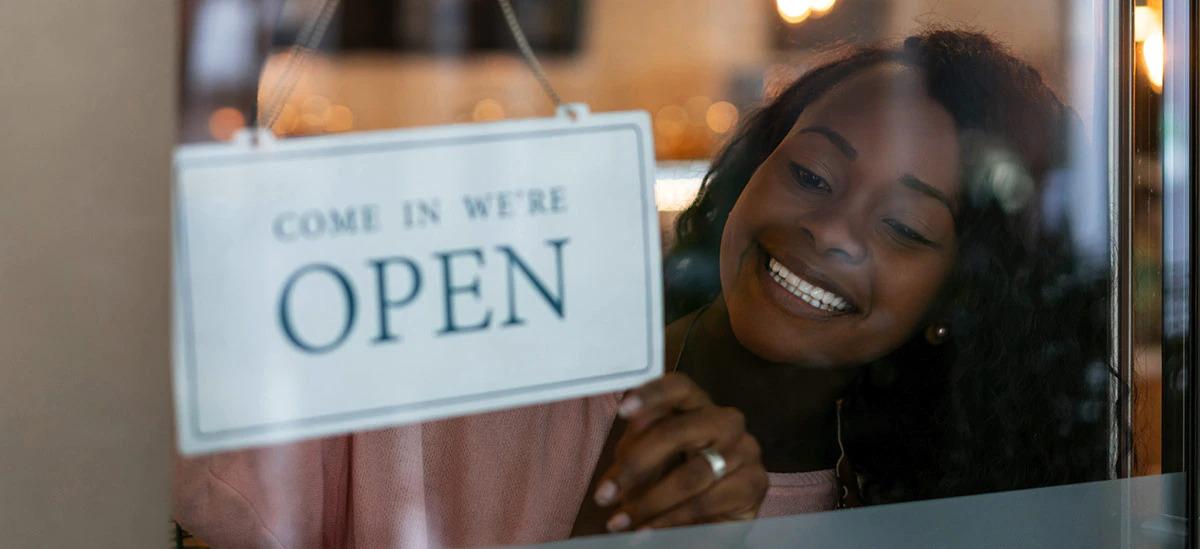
726 303 846 368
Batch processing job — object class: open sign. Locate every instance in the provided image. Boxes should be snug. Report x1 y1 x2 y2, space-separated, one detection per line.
172 110 662 454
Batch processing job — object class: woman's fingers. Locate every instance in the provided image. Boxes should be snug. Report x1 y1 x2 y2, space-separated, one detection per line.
634 465 769 531
593 372 769 533
610 433 764 531
595 405 745 507
617 372 712 432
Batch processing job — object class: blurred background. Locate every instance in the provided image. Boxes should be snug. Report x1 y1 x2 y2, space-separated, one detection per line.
180 0 1094 151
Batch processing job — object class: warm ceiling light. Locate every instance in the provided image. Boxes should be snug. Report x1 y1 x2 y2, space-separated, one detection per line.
1133 6 1156 42
810 0 836 14
1134 5 1164 91
1143 28 1165 91
776 0 812 24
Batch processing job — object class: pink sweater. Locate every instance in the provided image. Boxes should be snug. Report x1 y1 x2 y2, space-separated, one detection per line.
174 394 837 548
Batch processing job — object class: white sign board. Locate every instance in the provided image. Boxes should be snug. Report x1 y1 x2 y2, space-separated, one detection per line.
173 110 663 454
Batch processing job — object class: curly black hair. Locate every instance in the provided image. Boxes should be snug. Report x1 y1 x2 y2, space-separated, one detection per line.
665 30 1115 503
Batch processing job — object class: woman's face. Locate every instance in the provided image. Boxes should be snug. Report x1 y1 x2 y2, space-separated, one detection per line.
720 64 961 367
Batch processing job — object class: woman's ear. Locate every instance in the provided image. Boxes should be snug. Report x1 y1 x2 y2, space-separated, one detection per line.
924 324 950 346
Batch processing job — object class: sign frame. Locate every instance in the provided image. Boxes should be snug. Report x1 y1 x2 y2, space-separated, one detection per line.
172 109 662 454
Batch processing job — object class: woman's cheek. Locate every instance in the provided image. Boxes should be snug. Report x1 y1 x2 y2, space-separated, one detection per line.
871 265 951 344
858 308 922 360
718 193 765 287
717 217 742 295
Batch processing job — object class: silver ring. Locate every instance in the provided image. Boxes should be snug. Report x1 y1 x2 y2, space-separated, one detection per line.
699 447 728 481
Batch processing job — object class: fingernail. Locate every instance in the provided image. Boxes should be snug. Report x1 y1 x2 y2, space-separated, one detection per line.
628 527 657 544
594 480 617 505
618 395 643 418
606 512 631 532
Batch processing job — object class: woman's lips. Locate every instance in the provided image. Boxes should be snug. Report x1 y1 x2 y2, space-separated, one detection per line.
754 246 861 319
766 256 852 312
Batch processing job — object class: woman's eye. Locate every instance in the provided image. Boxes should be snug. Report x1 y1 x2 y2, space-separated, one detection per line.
883 218 936 247
788 162 832 193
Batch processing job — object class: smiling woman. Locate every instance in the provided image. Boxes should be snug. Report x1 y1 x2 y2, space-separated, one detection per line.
666 30 1111 503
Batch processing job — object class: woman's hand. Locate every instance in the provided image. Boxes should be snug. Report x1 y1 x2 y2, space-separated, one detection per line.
592 373 769 532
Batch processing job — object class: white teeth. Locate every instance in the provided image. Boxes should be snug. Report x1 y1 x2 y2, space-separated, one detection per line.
766 257 852 313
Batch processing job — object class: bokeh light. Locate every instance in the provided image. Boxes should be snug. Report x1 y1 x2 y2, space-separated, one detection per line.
1143 28 1164 91
775 0 811 24
705 101 739 134
472 98 506 122
1133 6 1156 42
810 0 836 14
1134 5 1164 92
208 107 246 141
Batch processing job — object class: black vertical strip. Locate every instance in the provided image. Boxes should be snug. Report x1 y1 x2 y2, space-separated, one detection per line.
1117 0 1135 480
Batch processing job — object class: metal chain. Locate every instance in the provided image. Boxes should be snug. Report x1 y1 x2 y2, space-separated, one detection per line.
256 0 342 131
257 0 562 132
497 0 564 107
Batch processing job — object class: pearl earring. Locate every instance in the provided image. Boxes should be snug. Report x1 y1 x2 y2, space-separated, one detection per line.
925 324 949 345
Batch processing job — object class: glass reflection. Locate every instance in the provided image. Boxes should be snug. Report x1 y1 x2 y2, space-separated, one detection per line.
170 0 1166 547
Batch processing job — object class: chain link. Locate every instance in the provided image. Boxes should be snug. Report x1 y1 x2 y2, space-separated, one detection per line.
497 0 564 107
256 0 341 132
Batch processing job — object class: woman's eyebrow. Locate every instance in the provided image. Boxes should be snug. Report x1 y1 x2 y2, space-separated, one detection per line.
797 126 858 160
899 174 955 214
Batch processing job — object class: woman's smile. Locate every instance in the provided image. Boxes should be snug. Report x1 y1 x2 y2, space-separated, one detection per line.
756 244 861 320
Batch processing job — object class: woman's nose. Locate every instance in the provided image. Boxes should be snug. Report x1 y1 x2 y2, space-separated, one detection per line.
803 213 868 264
